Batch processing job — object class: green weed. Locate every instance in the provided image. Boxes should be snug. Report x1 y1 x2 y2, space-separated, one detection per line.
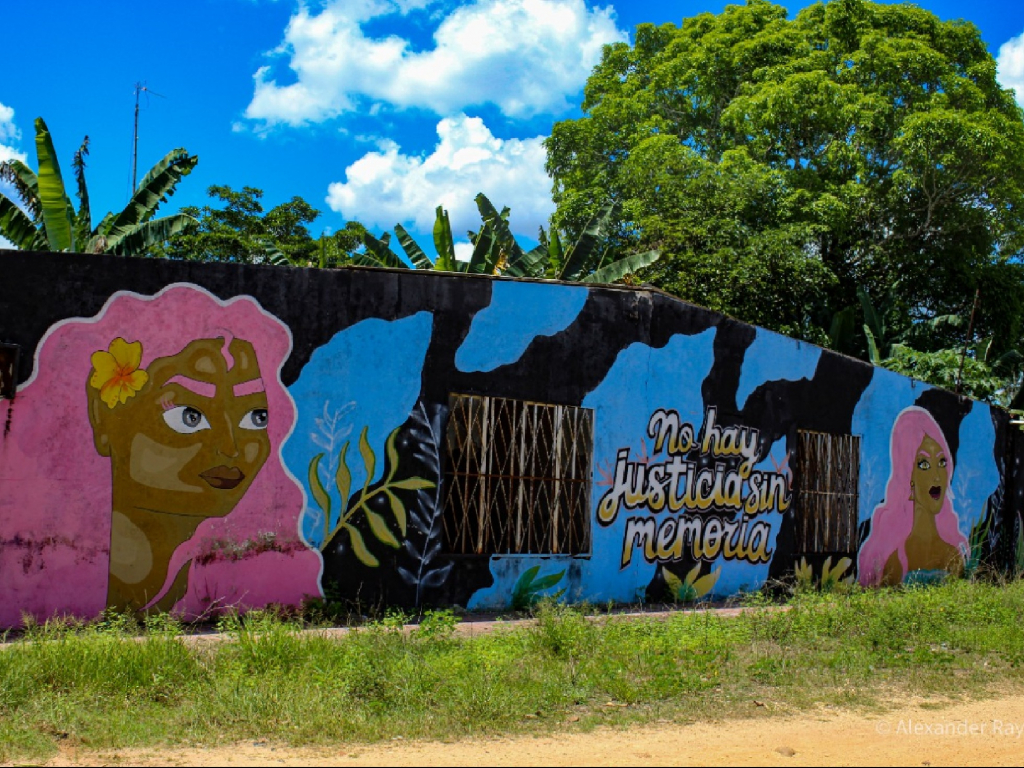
1 581 1024 763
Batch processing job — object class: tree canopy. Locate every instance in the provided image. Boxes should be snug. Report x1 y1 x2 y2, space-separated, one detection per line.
152 185 329 265
546 0 1024 358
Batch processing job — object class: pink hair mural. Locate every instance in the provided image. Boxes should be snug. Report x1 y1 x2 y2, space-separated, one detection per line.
0 285 321 626
857 406 967 587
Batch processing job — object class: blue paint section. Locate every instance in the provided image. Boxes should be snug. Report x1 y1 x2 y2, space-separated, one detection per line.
709 435 790 598
735 330 822 410
953 405 999 540
467 329 719 610
455 281 589 373
851 367 931 525
282 313 433 549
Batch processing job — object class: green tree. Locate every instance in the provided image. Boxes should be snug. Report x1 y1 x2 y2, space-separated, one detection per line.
153 185 329 265
316 221 369 268
546 0 1024 347
0 117 197 255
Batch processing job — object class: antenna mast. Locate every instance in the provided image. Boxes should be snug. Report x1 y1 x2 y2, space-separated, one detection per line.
130 82 166 194
131 82 142 193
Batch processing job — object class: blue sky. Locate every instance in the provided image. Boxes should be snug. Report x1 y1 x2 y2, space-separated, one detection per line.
3 0 1024 256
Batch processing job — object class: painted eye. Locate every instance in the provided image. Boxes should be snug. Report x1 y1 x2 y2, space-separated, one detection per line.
939 457 947 468
162 406 211 434
917 459 930 470
239 408 268 431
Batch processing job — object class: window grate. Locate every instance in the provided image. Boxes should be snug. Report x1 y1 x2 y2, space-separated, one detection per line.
442 394 593 556
794 431 860 553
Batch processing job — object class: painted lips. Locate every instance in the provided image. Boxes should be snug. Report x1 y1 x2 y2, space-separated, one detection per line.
929 485 942 500
200 466 245 490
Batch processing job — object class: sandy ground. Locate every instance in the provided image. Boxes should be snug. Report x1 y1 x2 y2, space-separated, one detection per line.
36 693 1024 767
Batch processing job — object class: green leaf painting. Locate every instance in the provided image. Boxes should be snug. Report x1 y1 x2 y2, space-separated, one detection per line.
307 422 435 568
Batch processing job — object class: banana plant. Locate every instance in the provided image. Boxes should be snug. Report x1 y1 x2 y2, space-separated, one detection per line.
538 200 661 284
0 117 198 254
353 193 660 284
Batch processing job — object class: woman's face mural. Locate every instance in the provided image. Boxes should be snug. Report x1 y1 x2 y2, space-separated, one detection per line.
88 336 271 518
911 435 948 517
857 406 967 587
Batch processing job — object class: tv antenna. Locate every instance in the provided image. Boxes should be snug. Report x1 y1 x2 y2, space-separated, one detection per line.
130 82 165 194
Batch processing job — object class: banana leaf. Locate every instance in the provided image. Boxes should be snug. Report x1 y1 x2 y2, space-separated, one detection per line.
466 225 498 274
864 325 881 365
108 214 198 256
557 201 616 281
475 193 525 264
34 118 75 252
395 224 434 269
356 231 409 269
0 159 42 222
547 227 564 277
432 206 456 271
503 244 548 278
828 305 856 354
72 137 91 242
582 248 660 284
0 196 45 249
102 149 198 249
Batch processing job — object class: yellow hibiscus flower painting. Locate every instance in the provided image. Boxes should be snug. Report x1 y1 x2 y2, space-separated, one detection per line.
90 338 149 408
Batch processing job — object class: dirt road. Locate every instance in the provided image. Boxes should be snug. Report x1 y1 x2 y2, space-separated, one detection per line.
39 693 1024 767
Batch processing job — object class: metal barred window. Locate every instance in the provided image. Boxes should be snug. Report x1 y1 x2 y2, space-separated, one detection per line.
442 394 593 556
794 431 861 553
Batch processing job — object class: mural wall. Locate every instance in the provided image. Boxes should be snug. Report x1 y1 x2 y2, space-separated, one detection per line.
0 251 1018 625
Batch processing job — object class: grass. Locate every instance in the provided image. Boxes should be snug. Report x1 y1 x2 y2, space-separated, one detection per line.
3 579 1024 762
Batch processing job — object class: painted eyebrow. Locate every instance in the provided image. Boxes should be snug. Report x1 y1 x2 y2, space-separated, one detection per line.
164 375 216 398
233 378 265 397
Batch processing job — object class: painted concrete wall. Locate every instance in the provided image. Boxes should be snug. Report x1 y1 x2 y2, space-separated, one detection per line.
1 251 1019 625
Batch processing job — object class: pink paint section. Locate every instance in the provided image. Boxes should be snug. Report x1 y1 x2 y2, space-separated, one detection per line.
164 375 217 398
0 285 322 627
220 333 235 371
171 551 322 618
233 378 266 397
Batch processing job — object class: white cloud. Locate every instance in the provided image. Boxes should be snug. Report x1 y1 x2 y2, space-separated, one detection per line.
453 240 474 261
998 31 1024 106
0 101 26 165
245 0 625 128
325 113 554 236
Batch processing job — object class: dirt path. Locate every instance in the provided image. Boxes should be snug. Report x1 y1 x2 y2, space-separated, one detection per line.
39 693 1024 767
